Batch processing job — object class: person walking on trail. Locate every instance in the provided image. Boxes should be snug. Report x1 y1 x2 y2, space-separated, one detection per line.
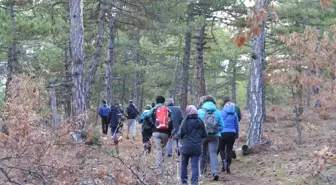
218 97 240 174
99 100 110 135
166 98 183 157
197 95 224 181
175 105 207 185
109 104 122 145
144 96 173 169
138 105 154 153
126 100 139 140
222 96 242 122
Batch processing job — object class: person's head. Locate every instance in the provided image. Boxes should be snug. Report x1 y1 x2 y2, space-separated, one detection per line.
167 98 174 106
203 95 216 104
102 100 107 104
155 96 165 104
186 105 198 116
222 96 231 106
129 100 133 104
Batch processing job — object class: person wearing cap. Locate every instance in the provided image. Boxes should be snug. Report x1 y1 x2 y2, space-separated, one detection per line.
166 98 183 157
175 105 207 185
197 95 224 181
125 100 139 140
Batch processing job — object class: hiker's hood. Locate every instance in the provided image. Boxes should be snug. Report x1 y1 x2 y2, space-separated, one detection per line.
201 101 217 111
223 105 235 114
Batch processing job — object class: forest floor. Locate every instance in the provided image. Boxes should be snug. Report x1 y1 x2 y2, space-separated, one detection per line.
94 106 336 185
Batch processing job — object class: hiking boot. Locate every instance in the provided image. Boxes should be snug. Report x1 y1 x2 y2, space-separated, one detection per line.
133 137 135 141
222 166 226 172
213 174 219 181
227 168 231 174
126 136 129 139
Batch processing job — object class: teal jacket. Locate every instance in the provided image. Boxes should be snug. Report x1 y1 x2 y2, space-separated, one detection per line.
197 101 224 137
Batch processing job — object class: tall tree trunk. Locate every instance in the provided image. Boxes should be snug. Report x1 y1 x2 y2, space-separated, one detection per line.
105 20 116 106
134 35 141 107
196 25 206 97
213 69 217 100
247 0 266 147
169 38 182 99
181 7 193 114
5 4 20 101
69 0 86 115
230 60 237 103
121 50 128 108
63 44 72 118
84 2 106 107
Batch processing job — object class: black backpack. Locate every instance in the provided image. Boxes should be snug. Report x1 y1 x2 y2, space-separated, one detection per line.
142 116 154 130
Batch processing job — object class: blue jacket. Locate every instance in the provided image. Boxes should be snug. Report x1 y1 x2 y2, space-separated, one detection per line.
99 104 110 117
176 114 207 156
220 105 239 139
197 101 224 137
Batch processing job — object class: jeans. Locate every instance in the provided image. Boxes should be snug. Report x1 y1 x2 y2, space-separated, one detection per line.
152 132 169 168
218 132 236 168
181 154 199 185
200 136 219 176
127 119 136 138
166 138 178 156
101 116 109 134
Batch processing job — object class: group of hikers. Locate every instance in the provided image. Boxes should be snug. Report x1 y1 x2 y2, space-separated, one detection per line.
99 95 241 185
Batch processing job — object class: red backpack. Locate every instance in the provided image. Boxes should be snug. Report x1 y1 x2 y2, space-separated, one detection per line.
154 106 169 130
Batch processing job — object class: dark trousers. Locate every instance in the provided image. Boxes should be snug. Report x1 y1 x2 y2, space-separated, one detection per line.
142 128 153 143
181 154 199 185
218 132 236 167
101 116 109 134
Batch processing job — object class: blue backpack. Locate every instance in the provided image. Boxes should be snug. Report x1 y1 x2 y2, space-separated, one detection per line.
100 105 110 117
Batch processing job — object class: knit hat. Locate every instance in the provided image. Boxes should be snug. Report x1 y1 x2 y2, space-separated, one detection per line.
167 98 174 105
203 95 216 104
186 105 198 116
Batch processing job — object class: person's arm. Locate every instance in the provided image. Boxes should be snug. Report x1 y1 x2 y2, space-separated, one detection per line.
217 111 224 132
237 106 242 122
175 119 185 139
201 119 208 138
235 113 240 139
138 113 145 124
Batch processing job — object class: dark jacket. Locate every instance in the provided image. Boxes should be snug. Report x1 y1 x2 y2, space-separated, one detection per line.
176 114 207 156
109 105 121 127
168 106 183 135
144 103 173 137
126 104 139 119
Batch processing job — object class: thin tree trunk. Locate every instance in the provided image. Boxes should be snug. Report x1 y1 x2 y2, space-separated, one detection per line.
95 64 103 126
230 60 237 103
49 80 60 129
84 1 106 107
169 38 182 98
63 44 72 118
69 0 86 115
5 4 20 102
247 0 266 147
134 35 141 107
181 7 193 114
246 64 251 109
196 25 206 97
105 20 116 106
213 69 217 100
121 50 128 108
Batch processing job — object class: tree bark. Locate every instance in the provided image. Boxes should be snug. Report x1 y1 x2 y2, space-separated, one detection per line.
69 0 86 115
5 4 20 102
196 25 206 97
246 64 251 110
84 1 106 107
181 7 193 114
120 50 128 108
134 34 141 107
49 80 60 129
247 0 266 147
105 20 116 106
213 69 217 100
230 60 237 103
169 38 182 99
63 44 72 118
